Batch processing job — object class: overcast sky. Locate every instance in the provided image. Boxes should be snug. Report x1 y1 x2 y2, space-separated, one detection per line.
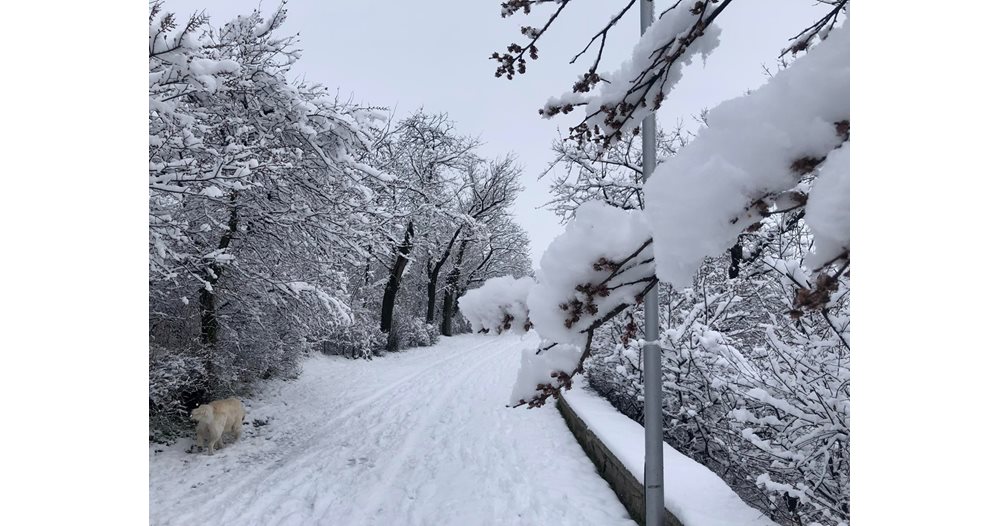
162 0 826 266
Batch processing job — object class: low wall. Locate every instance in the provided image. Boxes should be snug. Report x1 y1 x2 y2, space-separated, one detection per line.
557 396 682 526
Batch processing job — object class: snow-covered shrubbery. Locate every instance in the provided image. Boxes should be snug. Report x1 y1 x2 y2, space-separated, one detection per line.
403 317 442 349
149 345 208 443
583 240 849 525
320 314 389 360
387 315 442 353
458 276 534 334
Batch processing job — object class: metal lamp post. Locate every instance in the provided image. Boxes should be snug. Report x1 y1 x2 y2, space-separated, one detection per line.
640 1 664 525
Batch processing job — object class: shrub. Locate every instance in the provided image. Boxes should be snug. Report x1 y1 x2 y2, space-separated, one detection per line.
149 345 208 444
385 315 441 352
320 321 387 360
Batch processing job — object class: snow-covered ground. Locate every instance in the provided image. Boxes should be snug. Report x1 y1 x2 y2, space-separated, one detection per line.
150 333 635 526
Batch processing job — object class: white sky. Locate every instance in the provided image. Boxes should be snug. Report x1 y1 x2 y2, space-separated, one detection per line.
161 0 826 267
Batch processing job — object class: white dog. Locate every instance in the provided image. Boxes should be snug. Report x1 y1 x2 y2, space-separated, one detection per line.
190 398 245 455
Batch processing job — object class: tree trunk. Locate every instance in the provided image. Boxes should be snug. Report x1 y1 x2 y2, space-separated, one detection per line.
425 228 464 324
380 221 415 333
440 285 465 336
425 262 437 325
441 290 455 336
440 240 469 336
199 192 239 380
199 287 219 346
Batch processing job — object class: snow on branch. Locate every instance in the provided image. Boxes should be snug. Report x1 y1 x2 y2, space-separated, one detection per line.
493 1 734 150
643 17 849 289
458 275 534 334
510 202 656 407
804 142 849 270
546 0 725 150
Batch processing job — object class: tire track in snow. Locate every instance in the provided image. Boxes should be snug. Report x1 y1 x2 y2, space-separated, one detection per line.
161 337 500 526
244 336 511 526
334 336 519 525
152 334 635 526
244 341 507 526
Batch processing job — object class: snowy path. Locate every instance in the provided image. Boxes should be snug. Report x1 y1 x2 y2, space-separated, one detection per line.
150 334 636 525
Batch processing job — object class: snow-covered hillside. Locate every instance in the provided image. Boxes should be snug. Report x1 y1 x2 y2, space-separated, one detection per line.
149 334 635 525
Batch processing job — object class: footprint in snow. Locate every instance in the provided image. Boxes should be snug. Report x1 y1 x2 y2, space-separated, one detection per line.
346 457 374 468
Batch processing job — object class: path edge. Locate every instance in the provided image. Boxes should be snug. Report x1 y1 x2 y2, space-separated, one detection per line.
556 395 683 526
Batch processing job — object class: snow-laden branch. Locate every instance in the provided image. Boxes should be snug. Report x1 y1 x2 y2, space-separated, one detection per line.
458 276 534 334
643 18 849 289
509 202 656 407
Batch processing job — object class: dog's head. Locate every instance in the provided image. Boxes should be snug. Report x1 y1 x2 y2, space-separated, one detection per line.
190 404 214 422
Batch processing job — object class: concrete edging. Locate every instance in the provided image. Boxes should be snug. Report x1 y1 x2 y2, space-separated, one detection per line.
556 396 682 526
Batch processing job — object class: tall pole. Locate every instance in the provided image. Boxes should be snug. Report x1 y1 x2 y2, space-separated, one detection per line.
640 1 664 525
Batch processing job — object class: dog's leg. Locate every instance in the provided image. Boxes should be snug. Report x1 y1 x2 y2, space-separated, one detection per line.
194 426 205 451
230 416 242 442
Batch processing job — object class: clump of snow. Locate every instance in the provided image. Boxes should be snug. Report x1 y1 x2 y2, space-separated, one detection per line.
509 343 583 406
510 201 654 406
188 58 241 76
804 142 850 269
643 18 850 288
563 383 777 526
527 201 653 348
283 281 353 325
458 275 534 334
199 186 225 198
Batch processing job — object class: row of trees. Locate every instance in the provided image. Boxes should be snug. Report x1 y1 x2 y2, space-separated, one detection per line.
148 1 531 441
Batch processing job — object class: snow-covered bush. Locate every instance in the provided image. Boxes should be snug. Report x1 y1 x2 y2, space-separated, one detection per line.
206 303 307 387
458 275 534 334
386 315 441 352
580 239 849 525
723 253 850 524
582 311 643 420
320 316 388 360
149 345 208 443
583 250 849 525
405 317 441 348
